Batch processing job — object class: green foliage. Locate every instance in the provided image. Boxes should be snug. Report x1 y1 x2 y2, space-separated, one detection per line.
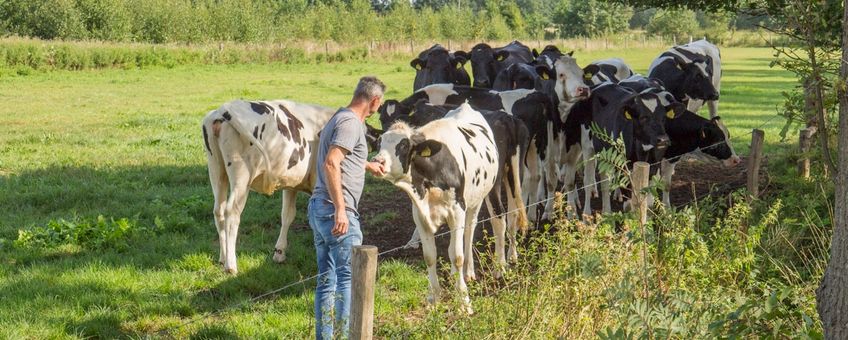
646 8 700 41
589 122 631 191
554 0 633 38
14 215 147 251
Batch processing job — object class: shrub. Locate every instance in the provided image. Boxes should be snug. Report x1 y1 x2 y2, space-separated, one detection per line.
14 215 146 251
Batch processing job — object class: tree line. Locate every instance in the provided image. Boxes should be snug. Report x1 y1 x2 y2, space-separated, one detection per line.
0 0 769 44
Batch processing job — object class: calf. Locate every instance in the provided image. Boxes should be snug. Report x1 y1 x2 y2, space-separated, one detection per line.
202 100 335 273
582 82 675 213
619 74 740 206
381 101 530 274
372 103 500 313
411 44 471 91
648 40 719 117
469 41 533 88
376 84 555 225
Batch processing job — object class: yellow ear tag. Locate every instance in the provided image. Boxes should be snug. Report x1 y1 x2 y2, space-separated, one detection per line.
496 55 506 61
666 109 675 119
420 146 432 157
415 64 422 70
541 72 549 80
624 110 633 120
455 63 462 69
583 72 592 81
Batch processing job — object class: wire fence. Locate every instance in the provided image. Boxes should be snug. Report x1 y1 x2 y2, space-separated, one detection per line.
155 113 783 336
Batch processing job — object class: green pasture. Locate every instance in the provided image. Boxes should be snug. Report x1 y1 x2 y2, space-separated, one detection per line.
0 47 795 338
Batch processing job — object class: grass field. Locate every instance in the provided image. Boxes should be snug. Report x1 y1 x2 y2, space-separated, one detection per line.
0 47 797 338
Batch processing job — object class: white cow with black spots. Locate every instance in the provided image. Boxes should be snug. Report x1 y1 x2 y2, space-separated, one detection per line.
372 103 499 313
202 99 334 274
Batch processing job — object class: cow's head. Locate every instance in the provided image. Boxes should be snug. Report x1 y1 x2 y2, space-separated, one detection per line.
372 121 453 185
532 45 564 69
668 54 719 101
411 46 469 89
626 92 675 155
540 53 590 105
493 63 540 91
699 116 741 166
372 122 413 182
470 43 507 88
378 99 414 132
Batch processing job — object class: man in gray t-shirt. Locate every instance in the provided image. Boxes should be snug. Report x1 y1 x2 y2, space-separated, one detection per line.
309 76 386 340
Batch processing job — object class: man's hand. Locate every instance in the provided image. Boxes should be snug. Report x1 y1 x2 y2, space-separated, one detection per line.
332 209 349 236
366 161 386 177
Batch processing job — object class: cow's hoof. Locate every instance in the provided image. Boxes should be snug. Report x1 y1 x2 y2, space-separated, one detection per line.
465 272 476 281
224 267 238 275
272 249 286 263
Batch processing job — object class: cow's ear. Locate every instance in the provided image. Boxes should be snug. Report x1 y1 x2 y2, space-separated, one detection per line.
668 102 686 119
535 65 554 80
567 50 574 56
410 58 425 70
412 139 442 158
494 50 509 62
583 64 600 81
451 56 467 69
532 48 540 58
453 50 469 59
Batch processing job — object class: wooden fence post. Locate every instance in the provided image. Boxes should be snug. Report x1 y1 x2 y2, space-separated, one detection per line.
632 162 650 226
410 40 414 54
350 245 378 340
799 128 813 178
747 129 765 201
448 39 452 51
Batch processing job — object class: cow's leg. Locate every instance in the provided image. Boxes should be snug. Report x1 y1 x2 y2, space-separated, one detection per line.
661 159 676 207
222 161 252 274
522 144 541 223
599 173 612 214
707 100 718 119
541 146 560 222
484 197 507 279
413 208 440 305
463 206 479 282
506 151 526 263
272 190 297 263
449 206 472 314
581 126 598 199
207 157 229 266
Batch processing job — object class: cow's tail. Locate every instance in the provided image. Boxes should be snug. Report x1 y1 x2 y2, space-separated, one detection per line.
221 106 273 190
202 110 225 175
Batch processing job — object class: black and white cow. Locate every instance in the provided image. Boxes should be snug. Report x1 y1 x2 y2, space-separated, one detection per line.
531 53 594 219
648 39 720 118
375 84 555 225
573 82 676 213
583 58 635 86
411 44 471 91
372 103 501 313
618 74 740 206
380 101 530 276
469 41 533 88
202 100 335 273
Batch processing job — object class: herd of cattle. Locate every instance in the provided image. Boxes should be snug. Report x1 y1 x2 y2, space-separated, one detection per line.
201 39 742 311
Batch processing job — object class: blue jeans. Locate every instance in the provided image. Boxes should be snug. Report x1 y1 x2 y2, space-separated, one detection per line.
309 197 362 340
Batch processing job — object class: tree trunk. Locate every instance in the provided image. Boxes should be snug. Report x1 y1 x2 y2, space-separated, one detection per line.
816 1 848 338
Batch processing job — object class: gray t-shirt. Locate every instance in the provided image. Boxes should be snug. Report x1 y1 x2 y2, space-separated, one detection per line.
312 108 368 212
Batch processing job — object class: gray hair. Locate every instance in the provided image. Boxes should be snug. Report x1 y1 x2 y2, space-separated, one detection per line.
353 76 386 101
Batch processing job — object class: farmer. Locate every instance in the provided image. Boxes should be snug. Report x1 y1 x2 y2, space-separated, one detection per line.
309 76 386 339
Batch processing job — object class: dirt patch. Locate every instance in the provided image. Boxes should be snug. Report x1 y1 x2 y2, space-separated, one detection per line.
356 155 765 262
